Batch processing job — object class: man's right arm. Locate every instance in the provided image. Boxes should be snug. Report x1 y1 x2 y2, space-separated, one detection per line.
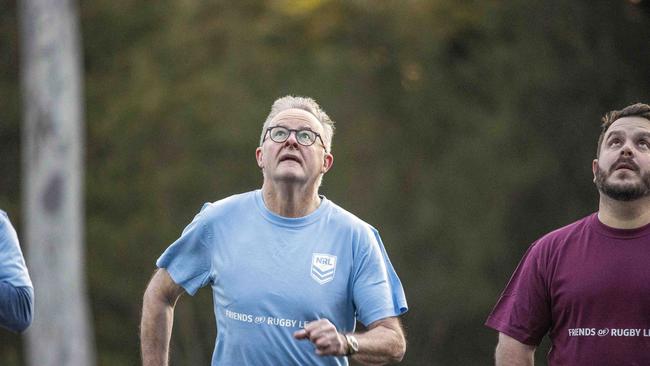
140 268 185 366
495 332 536 366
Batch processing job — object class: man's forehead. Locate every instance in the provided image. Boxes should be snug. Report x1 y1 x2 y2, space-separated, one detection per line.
607 116 650 135
270 108 321 129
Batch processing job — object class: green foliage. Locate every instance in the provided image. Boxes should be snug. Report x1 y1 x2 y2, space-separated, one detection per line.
1 0 650 364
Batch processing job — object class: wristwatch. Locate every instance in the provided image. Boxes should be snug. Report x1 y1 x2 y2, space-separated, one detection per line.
345 334 359 356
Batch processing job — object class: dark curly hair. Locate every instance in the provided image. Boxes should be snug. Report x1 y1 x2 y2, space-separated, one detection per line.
597 103 650 157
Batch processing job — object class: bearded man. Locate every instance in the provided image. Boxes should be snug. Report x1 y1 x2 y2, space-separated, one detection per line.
486 103 650 365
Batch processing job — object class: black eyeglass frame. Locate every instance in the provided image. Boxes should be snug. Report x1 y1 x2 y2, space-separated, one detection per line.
263 126 328 153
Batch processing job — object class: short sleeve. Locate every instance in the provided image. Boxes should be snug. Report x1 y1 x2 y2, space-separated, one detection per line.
485 241 551 345
352 227 408 326
0 211 33 288
156 207 214 296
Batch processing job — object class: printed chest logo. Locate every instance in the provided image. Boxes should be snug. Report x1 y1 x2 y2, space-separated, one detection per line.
311 253 337 285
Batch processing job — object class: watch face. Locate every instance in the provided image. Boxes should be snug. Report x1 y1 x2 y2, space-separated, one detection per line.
346 334 359 354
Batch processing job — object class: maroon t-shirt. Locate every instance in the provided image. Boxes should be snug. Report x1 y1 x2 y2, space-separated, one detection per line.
486 213 650 365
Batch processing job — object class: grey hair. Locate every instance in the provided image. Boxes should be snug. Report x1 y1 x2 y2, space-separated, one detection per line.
259 95 335 151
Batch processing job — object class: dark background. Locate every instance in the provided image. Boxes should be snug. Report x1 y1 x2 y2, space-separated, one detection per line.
1 1 650 364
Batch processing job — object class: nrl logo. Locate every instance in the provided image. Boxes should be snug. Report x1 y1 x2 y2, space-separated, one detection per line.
311 253 337 285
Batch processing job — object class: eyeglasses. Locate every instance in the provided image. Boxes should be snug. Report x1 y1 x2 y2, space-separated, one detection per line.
264 126 328 152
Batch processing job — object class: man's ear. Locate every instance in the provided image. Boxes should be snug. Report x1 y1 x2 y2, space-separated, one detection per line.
322 153 334 174
592 159 598 183
256 147 264 169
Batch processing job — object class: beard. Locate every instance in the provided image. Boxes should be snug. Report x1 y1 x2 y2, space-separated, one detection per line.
594 162 650 201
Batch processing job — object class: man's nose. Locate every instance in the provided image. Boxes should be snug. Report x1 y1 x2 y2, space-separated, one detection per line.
620 142 633 157
284 131 299 147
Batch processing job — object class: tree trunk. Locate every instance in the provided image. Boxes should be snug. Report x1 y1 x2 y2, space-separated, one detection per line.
19 0 96 365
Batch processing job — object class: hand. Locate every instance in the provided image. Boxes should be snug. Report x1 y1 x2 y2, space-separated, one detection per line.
293 319 347 356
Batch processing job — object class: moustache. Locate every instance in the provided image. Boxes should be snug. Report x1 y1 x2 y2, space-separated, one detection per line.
610 158 640 173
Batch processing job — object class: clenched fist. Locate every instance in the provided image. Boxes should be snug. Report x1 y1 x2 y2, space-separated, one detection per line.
293 319 348 356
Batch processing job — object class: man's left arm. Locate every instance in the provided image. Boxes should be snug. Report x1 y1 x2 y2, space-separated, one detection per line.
294 316 406 365
0 282 33 333
0 213 34 333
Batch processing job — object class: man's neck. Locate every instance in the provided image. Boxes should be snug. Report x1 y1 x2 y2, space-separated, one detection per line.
598 195 650 229
261 182 321 218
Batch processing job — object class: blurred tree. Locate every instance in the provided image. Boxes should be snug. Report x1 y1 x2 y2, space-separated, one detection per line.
19 0 95 365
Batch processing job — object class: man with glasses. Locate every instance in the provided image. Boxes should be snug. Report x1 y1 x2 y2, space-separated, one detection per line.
141 96 407 366
0 210 33 333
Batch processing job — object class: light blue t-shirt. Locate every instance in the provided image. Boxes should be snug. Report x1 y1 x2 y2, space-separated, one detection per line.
157 190 407 366
0 211 32 289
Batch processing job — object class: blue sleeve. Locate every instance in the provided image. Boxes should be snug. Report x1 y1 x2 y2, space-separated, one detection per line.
0 211 33 288
0 283 34 333
352 227 408 326
156 206 214 296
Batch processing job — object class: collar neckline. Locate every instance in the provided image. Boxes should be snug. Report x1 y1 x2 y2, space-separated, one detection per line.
590 212 650 239
254 189 329 227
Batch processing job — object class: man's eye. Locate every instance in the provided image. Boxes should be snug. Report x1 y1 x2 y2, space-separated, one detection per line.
609 139 621 147
297 131 312 140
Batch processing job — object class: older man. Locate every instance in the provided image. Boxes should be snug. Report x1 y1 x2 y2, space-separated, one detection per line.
141 96 407 365
486 103 650 365
0 210 33 333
